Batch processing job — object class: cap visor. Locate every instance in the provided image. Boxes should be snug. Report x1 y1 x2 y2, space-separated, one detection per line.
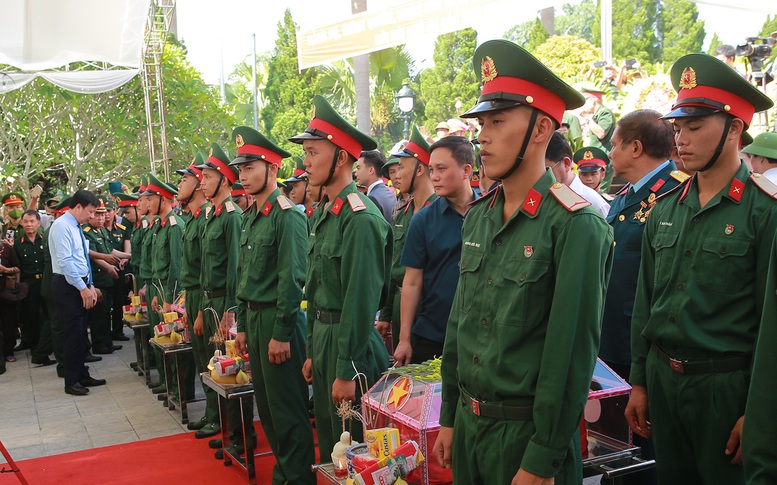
288 132 325 144
461 99 523 118
662 105 721 120
577 167 602 173
228 155 254 167
389 151 413 158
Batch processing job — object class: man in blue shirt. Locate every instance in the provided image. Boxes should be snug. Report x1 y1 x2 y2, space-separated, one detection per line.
394 136 477 365
355 150 397 223
49 189 106 396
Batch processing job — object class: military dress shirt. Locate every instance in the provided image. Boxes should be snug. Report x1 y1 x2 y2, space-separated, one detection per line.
306 182 392 380
83 225 113 288
179 203 208 290
129 216 146 276
440 170 614 477
630 162 777 386
139 216 158 282
14 232 45 278
199 197 241 309
236 189 307 341
151 212 184 303
106 221 131 252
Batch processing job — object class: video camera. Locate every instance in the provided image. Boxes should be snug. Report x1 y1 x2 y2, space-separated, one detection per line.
735 36 775 75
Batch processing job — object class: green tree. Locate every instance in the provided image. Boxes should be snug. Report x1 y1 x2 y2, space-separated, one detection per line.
707 32 723 55
504 17 549 52
534 35 600 82
527 18 551 52
261 8 319 171
226 53 271 130
555 0 598 44
593 0 660 63
759 15 777 37
417 28 479 131
658 0 705 64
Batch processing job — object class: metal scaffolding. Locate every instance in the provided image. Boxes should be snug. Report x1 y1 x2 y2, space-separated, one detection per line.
141 0 176 182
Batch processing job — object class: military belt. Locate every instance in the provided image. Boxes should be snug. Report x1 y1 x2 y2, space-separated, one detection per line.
243 300 273 311
22 274 43 281
654 346 750 375
459 384 533 421
315 309 342 324
202 288 227 299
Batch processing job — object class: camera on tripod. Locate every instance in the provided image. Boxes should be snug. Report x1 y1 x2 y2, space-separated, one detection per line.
735 35 775 79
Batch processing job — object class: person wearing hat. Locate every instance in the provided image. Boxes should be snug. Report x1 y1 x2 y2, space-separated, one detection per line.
229 126 316 483
623 53 777 485
376 128 438 352
741 132 777 184
573 145 616 204
2 192 27 245
289 94 390 457
83 201 120 355
230 182 252 212
102 198 132 343
544 136 610 217
434 121 450 140
433 40 613 484
381 155 403 200
447 118 469 138
580 87 616 193
195 142 256 449
287 156 315 213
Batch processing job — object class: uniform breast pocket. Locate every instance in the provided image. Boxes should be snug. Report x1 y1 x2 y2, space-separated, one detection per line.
697 236 751 293
499 259 551 327
651 231 679 285
458 248 483 314
319 240 342 284
249 235 275 273
205 227 223 256
621 218 646 251
392 225 406 244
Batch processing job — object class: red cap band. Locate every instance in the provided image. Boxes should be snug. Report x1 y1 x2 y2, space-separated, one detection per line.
236 144 283 166
482 76 566 125
231 188 247 197
578 159 607 168
308 118 363 159
404 141 430 165
118 199 138 208
146 182 174 200
188 164 203 181
206 156 238 184
292 168 306 177
674 84 755 126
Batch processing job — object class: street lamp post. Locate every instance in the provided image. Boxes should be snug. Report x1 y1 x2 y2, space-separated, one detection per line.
395 82 416 140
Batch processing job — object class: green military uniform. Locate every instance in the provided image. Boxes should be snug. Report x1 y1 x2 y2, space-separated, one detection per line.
83 213 115 354
561 111 583 147
440 40 614 484
15 231 49 362
581 88 616 193
381 125 437 347
105 202 131 340
2 192 26 242
289 95 391 457
630 53 776 484
231 126 315 484
196 143 255 446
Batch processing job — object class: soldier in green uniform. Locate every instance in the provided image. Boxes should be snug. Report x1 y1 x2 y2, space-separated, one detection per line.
174 155 216 432
2 192 26 244
377 126 437 350
194 143 255 448
625 54 777 485
230 126 316 484
104 199 132 342
83 201 120 355
144 174 187 401
230 182 252 212
433 40 614 484
289 95 391 457
15 210 53 365
580 87 616 193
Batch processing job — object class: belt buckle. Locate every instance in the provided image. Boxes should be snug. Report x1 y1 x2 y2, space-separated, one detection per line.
315 310 322 321
669 358 685 373
469 396 481 416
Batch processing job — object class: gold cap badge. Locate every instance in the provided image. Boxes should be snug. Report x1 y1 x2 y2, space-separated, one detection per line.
583 151 594 160
679 67 697 90
235 134 244 148
482 56 497 83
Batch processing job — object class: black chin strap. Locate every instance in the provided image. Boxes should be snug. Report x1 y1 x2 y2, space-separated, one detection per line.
699 116 734 172
208 174 224 200
498 108 539 181
323 148 341 187
405 160 420 194
156 196 162 215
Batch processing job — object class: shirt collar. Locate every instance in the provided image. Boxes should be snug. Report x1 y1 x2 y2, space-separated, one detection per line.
366 179 383 195
633 160 671 193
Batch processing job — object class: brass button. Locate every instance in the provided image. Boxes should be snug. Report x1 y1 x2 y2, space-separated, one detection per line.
519 274 526 282
618 215 625 222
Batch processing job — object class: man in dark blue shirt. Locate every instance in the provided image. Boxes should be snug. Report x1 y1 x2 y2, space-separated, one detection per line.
394 136 477 365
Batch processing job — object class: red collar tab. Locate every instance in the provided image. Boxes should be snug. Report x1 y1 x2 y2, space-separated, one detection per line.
307 118 362 159
488 185 501 210
481 76 566 125
306 205 315 217
650 178 667 194
236 144 283 166
331 197 344 216
148 219 156 228
261 201 273 216
403 141 430 165
160 217 167 227
206 156 238 184
522 188 542 216
193 208 202 218
136 221 141 228
215 204 224 216
679 179 693 202
727 178 745 202
674 84 756 126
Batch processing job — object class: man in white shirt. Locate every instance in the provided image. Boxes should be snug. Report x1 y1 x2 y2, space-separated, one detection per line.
545 132 610 217
742 132 777 184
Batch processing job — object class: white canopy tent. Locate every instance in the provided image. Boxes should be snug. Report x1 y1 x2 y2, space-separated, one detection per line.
0 0 149 93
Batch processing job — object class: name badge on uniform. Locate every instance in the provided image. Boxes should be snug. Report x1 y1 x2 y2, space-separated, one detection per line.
524 246 533 258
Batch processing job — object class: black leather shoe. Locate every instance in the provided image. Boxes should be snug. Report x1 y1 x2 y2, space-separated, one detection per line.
152 384 167 394
129 362 138 370
65 383 90 395
13 343 29 352
187 417 208 431
111 344 123 351
112 334 130 341
148 380 162 389
157 393 167 401
194 423 221 439
84 354 103 362
92 347 114 355
80 377 107 387
208 438 222 449
32 358 57 366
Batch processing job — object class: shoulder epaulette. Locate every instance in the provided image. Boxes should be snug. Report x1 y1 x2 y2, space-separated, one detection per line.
225 201 236 213
347 192 367 212
469 185 498 207
549 183 591 212
83 226 91 233
670 170 691 183
276 195 293 210
142 219 149 229
169 215 178 226
115 223 126 231
751 173 777 199
654 181 686 202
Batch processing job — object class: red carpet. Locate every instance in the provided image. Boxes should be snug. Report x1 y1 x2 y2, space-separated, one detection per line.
0 423 303 485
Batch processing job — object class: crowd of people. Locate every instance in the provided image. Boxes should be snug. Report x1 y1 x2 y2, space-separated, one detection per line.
2 36 777 485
